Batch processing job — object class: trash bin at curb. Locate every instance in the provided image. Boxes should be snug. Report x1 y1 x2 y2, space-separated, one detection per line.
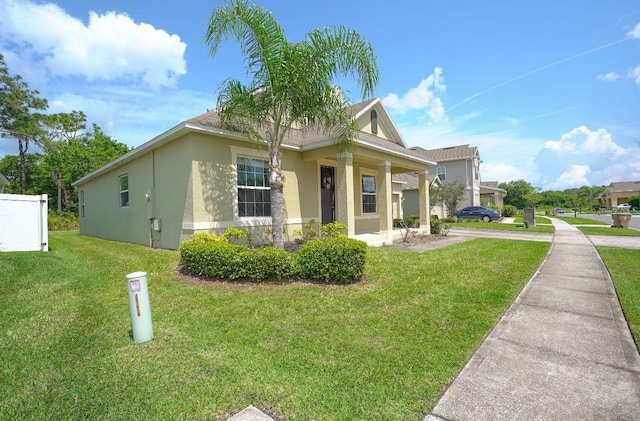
126 271 154 343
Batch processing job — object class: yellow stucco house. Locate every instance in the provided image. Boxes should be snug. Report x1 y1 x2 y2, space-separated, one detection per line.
599 181 640 209
73 98 435 249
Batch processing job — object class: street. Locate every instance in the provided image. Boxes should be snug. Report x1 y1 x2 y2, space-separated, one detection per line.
568 213 640 230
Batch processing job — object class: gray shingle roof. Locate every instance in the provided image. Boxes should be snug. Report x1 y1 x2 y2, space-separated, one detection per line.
186 101 433 163
606 181 640 192
410 144 479 162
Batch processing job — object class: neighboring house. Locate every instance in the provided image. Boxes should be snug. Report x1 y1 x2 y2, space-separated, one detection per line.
394 145 506 217
394 172 445 218
480 181 506 208
599 181 640 209
410 144 482 210
73 98 436 249
0 173 8 193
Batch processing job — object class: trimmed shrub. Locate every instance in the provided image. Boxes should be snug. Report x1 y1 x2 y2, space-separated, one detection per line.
179 240 247 279
442 216 457 224
238 246 296 281
502 205 517 217
296 237 367 283
189 232 226 244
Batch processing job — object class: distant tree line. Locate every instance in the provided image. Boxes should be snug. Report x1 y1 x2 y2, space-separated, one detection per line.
0 54 130 214
498 179 636 210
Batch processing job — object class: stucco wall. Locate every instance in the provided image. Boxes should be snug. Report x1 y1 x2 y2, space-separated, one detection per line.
78 136 192 249
79 153 154 246
186 135 321 243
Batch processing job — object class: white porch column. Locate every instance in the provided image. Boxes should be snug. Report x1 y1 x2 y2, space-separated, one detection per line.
418 170 431 234
378 160 393 243
336 152 355 237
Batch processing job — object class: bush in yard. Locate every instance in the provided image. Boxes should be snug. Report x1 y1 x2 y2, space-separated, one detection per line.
179 240 247 279
321 221 347 238
430 215 443 235
442 216 457 224
502 205 517 217
296 237 367 283
405 214 420 227
222 227 253 246
188 232 228 244
238 246 296 281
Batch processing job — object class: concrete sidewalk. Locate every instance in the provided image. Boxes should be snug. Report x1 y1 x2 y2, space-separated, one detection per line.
425 218 640 420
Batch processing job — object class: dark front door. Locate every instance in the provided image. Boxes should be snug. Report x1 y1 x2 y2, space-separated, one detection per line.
320 165 335 224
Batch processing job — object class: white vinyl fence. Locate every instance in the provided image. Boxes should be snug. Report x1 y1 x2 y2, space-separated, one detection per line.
0 194 48 252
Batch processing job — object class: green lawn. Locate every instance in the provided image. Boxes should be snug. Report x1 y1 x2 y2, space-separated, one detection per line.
597 247 640 345
0 232 550 420
453 221 555 233
579 226 640 236
553 215 609 225
513 216 552 225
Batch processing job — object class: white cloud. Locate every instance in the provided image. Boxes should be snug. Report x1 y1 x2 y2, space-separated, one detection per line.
597 67 640 88
382 67 447 123
552 165 590 189
630 66 640 87
0 0 187 88
596 72 621 82
628 22 640 39
542 126 625 157
542 138 577 154
534 126 638 189
481 162 529 183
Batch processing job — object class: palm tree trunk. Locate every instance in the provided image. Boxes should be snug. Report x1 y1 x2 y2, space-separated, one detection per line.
269 142 285 248
18 137 27 194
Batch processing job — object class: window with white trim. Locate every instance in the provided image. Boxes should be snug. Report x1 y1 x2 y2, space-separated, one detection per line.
119 174 129 207
362 174 377 214
237 156 270 217
436 166 446 182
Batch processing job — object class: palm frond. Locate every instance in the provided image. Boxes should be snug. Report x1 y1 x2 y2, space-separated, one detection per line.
305 25 380 100
205 0 286 89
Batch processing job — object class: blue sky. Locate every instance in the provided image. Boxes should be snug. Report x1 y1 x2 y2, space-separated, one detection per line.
1 0 639 191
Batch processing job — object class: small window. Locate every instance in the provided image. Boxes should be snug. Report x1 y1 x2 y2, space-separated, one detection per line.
119 174 129 207
237 156 270 217
80 190 85 217
362 174 377 214
371 110 378 134
436 166 446 182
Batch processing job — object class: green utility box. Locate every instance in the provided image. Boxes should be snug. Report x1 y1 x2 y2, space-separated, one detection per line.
126 271 154 343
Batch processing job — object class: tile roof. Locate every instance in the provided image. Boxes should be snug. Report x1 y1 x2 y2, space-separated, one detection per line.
186 103 432 163
606 181 640 192
410 144 479 162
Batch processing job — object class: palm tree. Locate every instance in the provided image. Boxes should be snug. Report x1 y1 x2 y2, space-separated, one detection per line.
205 0 379 248
577 185 602 212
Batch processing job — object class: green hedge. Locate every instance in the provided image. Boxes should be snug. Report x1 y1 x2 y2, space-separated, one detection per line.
296 237 367 283
179 233 367 283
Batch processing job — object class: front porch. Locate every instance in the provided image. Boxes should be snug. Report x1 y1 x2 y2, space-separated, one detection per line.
353 227 429 247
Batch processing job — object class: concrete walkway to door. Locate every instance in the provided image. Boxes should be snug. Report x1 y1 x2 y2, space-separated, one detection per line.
425 218 640 420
